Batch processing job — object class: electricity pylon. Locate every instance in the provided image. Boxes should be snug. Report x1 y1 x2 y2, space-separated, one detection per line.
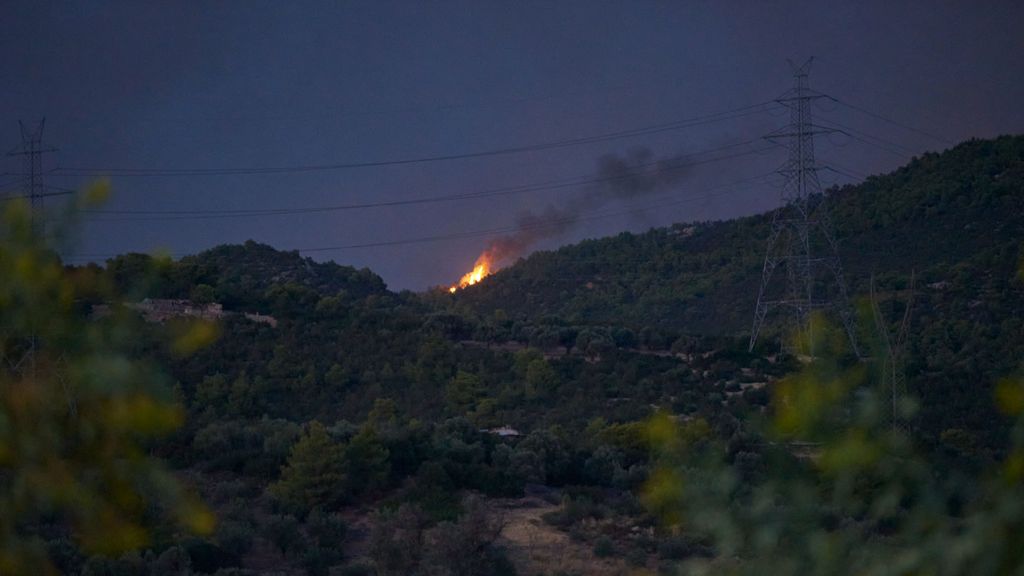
749 58 860 357
7 119 58 233
3 120 59 382
870 272 914 431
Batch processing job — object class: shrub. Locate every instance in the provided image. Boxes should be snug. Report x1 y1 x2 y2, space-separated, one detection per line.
181 538 239 574
299 546 342 576
542 496 607 528
657 536 712 560
151 546 192 576
593 536 615 558
216 520 255 558
368 504 427 576
307 508 348 549
625 547 648 568
335 563 376 576
264 514 303 557
421 496 509 576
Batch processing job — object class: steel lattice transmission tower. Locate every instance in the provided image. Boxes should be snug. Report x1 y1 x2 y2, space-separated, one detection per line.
7 119 57 233
870 272 915 431
748 59 860 356
2 120 59 382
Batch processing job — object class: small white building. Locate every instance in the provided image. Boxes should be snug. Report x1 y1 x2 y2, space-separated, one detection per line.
483 425 521 438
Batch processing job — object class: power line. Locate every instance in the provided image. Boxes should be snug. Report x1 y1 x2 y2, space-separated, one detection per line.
828 96 954 146
1 189 76 202
82 139 778 221
0 175 31 189
53 102 779 176
815 117 919 158
63 172 778 261
820 163 869 181
298 178 772 252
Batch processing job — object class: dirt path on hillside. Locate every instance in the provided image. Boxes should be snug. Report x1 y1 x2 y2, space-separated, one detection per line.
493 496 639 576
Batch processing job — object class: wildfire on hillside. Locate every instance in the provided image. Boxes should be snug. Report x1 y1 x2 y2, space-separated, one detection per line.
449 254 492 293
444 147 691 295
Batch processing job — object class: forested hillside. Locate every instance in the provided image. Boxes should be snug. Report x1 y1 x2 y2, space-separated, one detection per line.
450 134 1024 451
48 135 1024 575
451 135 1024 335
90 135 1024 451
103 241 389 312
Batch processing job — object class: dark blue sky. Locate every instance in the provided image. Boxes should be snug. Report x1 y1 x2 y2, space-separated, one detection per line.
3 1 1022 290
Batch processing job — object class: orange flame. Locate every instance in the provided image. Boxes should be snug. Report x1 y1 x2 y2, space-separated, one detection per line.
449 255 492 293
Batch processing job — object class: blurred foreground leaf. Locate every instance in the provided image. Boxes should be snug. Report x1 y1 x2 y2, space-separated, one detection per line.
644 313 1024 576
0 199 210 574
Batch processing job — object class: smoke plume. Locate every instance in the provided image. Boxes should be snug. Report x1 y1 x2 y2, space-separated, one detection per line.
481 147 691 264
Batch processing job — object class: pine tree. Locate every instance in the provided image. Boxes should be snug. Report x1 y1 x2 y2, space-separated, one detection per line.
272 421 346 514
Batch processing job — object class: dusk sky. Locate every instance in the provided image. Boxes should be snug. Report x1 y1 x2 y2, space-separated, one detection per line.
3 1 1022 290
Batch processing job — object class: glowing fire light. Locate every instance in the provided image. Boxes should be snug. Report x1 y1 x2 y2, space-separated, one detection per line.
449 256 491 293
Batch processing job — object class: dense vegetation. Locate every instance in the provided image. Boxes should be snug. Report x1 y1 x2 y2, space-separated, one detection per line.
450 136 1024 334
5 135 1023 574
450 135 1024 452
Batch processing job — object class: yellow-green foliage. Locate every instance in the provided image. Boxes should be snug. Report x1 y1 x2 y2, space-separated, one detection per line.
644 311 1024 575
0 192 212 574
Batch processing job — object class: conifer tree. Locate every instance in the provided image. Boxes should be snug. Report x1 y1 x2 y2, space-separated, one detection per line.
272 421 346 514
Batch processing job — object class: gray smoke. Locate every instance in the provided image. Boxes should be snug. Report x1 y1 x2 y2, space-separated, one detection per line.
481 147 691 264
